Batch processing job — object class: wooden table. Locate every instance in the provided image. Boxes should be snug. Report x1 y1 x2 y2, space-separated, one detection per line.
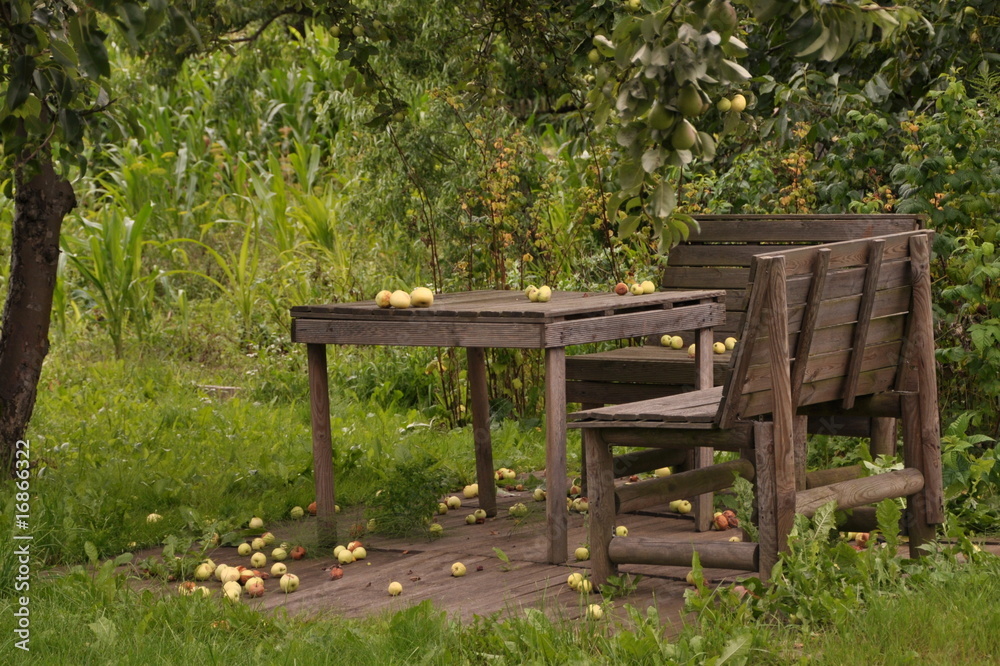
291 288 726 563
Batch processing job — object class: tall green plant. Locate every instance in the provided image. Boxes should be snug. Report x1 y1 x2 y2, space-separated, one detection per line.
62 204 153 358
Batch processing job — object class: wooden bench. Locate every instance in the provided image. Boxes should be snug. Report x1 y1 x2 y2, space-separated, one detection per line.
568 229 943 584
567 214 925 530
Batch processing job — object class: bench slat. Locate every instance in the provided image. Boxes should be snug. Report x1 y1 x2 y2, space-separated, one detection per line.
740 365 899 417
568 386 724 422
687 215 924 242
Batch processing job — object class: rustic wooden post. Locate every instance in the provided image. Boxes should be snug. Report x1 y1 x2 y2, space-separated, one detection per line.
870 418 898 457
579 402 603 497
585 428 616 585
307 343 337 548
691 321 716 531
467 347 496 517
545 347 569 563
754 422 778 579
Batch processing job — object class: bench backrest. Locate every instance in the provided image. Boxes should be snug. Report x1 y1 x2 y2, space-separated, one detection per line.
716 229 934 427
666 215 926 340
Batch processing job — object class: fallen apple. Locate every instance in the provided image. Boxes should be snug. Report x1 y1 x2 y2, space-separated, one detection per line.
676 500 693 514
178 581 196 595
437 502 449 515
271 548 288 561
194 563 214 581
463 484 479 499
245 577 265 597
347 540 362 552
238 543 252 557
654 467 672 478
660 334 673 347
291 546 307 560
724 337 737 351
239 569 255 585
338 549 355 564
249 551 266 568
261 532 275 546
223 581 243 602
567 573 584 590
503 469 517 480
572 498 589 513
526 286 540 302
575 547 590 561
668 500 682 512
353 546 368 560
375 290 392 308
615 526 629 537
508 503 529 518
670 336 684 350
523 284 537 298
329 566 344 580
451 562 467 577
290 506 305 520
307 501 317 515
713 514 730 530
713 341 726 354
686 570 697 585
465 514 476 525
532 488 546 501
248 517 264 530
333 545 346 558
271 562 287 576
569 484 581 495
429 523 443 536
279 573 300 593
473 509 487 520
251 537 265 551
728 535 742 543
687 344 696 358
146 513 162 524
579 579 593 593
220 567 240 584
446 496 462 509
195 586 211 598
214 564 230 582
388 581 403 596
587 603 604 620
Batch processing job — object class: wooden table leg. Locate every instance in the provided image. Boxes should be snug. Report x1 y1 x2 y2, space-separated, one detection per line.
467 347 496 517
545 347 568 564
307 343 337 548
692 325 715 532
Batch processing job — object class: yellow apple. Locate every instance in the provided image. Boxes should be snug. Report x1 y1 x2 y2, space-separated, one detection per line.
410 286 434 307
388 581 403 596
713 342 726 354
389 290 411 308
375 290 392 308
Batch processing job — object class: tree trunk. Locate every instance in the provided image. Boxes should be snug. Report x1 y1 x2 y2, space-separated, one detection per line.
0 156 76 475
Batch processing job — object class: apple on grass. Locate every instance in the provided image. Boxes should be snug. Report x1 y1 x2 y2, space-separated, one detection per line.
223 581 243 602
248 517 264 530
146 513 162 524
178 581 196 596
587 604 604 620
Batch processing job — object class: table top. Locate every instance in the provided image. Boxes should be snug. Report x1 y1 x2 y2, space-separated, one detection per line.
291 289 726 349
291 289 724 323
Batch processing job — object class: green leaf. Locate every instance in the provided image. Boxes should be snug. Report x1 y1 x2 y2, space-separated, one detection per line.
50 38 79 68
618 215 640 239
875 498 901 548
5 54 34 111
84 540 99 565
649 180 675 218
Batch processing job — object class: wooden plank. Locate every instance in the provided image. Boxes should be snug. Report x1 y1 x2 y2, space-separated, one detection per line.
909 233 944 524
843 239 886 408
693 320 716 532
293 318 544 348
799 394 902 419
543 302 726 347
609 538 759 571
757 230 919 277
790 248 830 409
747 314 906 367
544 347 568 564
742 365 899 417
568 386 724 422
467 348 496 518
616 459 755 514
718 258 770 428
754 422 778 580
307 344 337 548
661 266 750 290
781 285 912 336
584 429 616 585
793 415 808 491
580 425 753 452
785 259 911 307
565 347 731 385
765 256 797 570
685 215 924 242
669 243 773 267
795 468 924 517
566 381 681 406
743 340 902 393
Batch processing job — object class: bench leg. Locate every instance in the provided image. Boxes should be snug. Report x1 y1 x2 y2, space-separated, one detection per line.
307 344 337 549
754 421 796 581
585 428 617 586
902 396 933 556
793 415 808 491
691 447 714 532
467 347 497 518
578 403 603 497
870 417 897 457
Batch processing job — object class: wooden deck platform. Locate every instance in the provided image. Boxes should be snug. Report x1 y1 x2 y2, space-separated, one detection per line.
140 488 752 629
